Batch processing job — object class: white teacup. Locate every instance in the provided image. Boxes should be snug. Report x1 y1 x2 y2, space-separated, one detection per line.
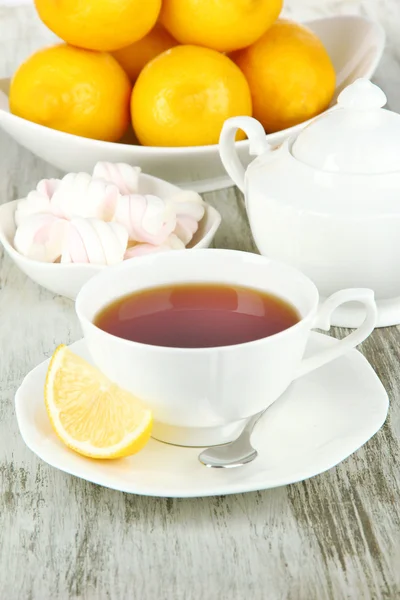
76 249 377 447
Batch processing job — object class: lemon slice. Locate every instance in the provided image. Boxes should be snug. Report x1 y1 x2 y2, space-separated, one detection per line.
45 345 152 459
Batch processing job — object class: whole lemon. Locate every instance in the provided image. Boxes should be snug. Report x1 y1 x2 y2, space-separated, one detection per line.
231 20 336 132
160 0 283 52
131 45 252 147
9 44 132 142
34 0 162 52
113 23 178 83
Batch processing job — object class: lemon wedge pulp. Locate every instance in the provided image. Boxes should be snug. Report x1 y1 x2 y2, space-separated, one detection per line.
45 345 152 459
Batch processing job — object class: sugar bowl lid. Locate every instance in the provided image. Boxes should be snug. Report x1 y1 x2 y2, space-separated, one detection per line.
291 79 400 174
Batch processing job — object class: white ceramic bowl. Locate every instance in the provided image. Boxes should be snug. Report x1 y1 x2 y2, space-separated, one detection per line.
0 15 385 193
0 173 221 300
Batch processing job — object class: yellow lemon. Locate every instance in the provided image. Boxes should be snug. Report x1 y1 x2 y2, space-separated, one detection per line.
231 20 336 133
131 45 252 147
45 345 152 459
160 0 283 52
9 44 132 142
113 23 178 83
34 0 162 52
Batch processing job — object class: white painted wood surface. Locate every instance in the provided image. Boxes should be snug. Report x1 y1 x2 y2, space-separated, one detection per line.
1 3 400 599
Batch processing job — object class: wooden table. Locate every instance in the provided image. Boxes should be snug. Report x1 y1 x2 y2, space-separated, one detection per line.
1 3 400 599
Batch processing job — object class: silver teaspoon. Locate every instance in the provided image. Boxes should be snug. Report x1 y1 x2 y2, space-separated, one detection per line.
198 409 268 468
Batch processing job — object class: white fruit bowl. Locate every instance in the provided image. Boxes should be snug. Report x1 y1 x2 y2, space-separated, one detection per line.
0 173 221 300
0 15 385 193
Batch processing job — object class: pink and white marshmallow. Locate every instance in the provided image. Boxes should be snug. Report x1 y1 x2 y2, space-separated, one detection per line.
169 191 205 245
61 218 128 266
14 213 68 263
124 233 185 259
50 172 120 221
92 162 141 195
15 178 60 226
114 193 176 245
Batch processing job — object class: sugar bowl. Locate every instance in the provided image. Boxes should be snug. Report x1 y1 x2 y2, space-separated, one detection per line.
219 78 400 327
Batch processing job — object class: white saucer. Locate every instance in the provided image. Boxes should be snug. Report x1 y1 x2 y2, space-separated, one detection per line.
331 297 400 328
15 333 388 498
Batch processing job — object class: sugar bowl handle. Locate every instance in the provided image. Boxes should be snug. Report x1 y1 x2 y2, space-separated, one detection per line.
219 117 270 192
295 288 377 379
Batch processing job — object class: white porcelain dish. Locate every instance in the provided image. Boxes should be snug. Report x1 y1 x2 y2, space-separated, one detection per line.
15 333 389 498
0 16 385 193
0 174 221 300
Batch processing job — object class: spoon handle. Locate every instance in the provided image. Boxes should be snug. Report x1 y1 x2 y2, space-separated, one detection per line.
242 408 269 437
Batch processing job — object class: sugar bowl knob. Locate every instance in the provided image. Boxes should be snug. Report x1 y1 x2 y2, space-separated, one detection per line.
337 78 387 110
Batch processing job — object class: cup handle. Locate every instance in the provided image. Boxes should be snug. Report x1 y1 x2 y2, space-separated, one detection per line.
219 116 271 192
295 288 377 379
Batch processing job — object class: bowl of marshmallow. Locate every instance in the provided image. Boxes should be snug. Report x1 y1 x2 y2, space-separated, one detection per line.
0 162 221 300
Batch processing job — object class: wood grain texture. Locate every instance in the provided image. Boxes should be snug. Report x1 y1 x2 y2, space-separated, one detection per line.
1 3 400 599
